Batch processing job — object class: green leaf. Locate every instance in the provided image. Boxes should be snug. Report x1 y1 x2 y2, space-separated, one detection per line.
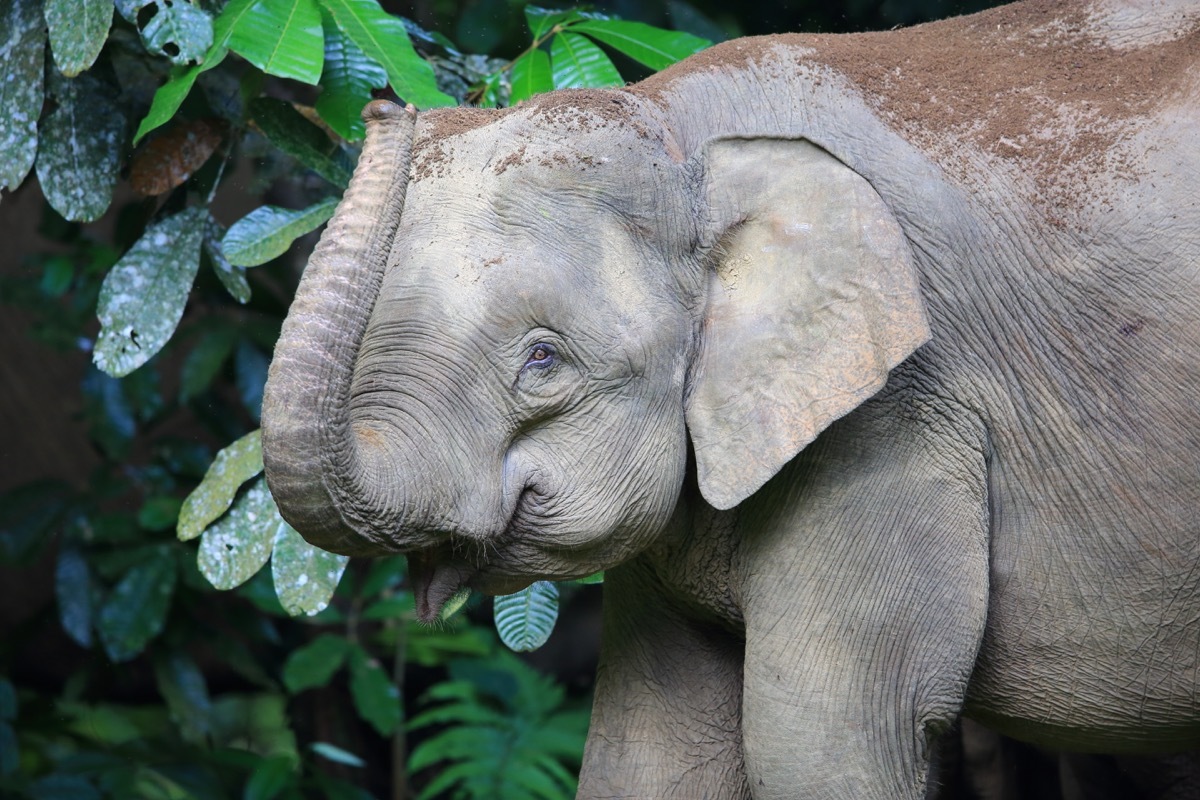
571 20 710 71
0 0 44 191
179 326 238 402
56 546 95 648
222 197 339 267
361 593 413 620
97 550 177 662
229 0 324 84
133 0 261 144
525 6 584 41
282 634 350 693
509 48 552 104
45 0 113 77
348 645 401 736
28 774 101 800
494 581 559 652
270 520 348 616
152 650 212 744
315 8 387 141
139 496 183 531
93 207 208 377
140 0 213 65
575 571 604 584
178 430 263 541
310 742 364 768
250 98 353 187
317 0 454 109
243 754 297 800
197 474 278 590
550 32 622 89
35 71 125 223
204 217 251 303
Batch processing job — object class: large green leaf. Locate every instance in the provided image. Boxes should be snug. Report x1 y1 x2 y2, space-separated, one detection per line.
229 0 324 84
140 0 213 65
178 429 263 541
222 197 340 267
93 207 208 378
270 520 348 616
197 474 278 590
179 325 238 402
509 48 553 104
45 0 113 77
549 32 622 89
35 71 125 222
315 9 387 141
282 634 350 693
250 98 353 187
348 645 402 736
494 581 559 652
572 19 710 70
133 0 260 144
96 549 178 662
204 217 251 303
152 650 212 744
55 546 95 648
317 0 454 109
0 0 44 191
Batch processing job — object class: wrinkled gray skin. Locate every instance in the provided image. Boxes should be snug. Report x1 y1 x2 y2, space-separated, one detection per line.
261 1 1200 797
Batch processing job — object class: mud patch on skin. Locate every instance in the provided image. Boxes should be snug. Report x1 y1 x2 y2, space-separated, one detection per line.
634 0 1198 217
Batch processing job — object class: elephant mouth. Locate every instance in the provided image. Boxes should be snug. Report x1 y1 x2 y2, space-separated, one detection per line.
406 548 478 623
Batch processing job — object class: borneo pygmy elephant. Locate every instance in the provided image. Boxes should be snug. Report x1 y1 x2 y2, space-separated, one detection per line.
260 0 1200 797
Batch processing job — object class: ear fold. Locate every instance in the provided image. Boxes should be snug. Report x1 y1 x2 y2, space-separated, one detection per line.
686 138 929 510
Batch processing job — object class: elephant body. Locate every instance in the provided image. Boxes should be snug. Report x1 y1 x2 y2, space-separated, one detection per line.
262 1 1200 797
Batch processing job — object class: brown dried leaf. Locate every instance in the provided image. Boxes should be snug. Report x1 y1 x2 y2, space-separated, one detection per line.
130 118 225 196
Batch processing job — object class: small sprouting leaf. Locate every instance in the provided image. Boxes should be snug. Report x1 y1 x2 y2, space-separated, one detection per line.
130 118 225 196
133 0 261 144
315 9 387 141
572 19 710 70
96 550 178 662
318 0 454 109
140 0 213 65
525 6 584 41
178 430 262 541
197 475 278 590
310 742 364 768
494 581 559 652
45 0 113 77
509 48 552 104
0 0 44 191
282 634 350 693
244 754 298 800
35 71 126 223
575 571 604 585
348 645 402 736
93 207 207 377
152 650 212 744
222 197 339 267
250 98 353 187
229 0 324 84
55 546 95 648
204 217 251 304
179 326 238 402
550 32 622 90
271 520 348 617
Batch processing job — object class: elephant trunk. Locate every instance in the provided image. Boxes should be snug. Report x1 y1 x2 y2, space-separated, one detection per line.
261 100 416 556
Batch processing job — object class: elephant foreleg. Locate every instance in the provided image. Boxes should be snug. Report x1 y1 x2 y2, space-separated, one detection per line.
739 398 991 800
579 559 752 799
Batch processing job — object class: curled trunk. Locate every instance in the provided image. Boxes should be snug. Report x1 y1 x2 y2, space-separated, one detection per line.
261 101 416 555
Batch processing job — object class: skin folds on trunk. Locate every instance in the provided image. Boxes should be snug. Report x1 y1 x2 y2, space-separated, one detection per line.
261 101 417 556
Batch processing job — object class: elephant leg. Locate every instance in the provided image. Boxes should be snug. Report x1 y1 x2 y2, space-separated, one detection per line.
739 398 990 800
578 559 752 799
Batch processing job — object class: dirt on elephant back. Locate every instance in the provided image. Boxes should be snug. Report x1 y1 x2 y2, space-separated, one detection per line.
636 0 1198 217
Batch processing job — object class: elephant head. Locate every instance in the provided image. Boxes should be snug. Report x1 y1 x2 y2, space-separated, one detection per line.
261 91 929 621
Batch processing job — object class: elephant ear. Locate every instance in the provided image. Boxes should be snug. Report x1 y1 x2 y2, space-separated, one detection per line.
686 138 929 510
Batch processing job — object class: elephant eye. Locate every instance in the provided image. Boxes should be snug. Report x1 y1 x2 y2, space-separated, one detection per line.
524 343 556 370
